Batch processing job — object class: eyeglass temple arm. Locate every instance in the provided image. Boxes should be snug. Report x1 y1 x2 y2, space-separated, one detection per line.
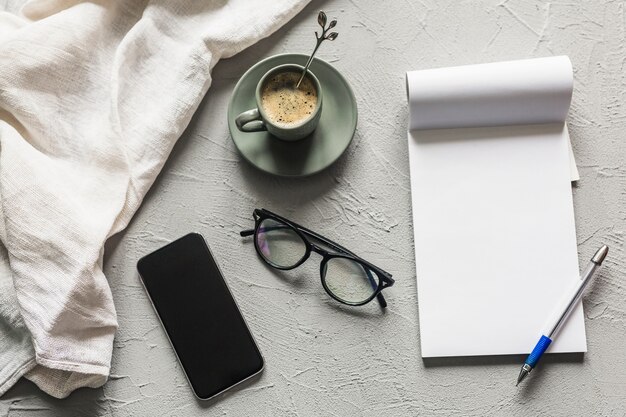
298 227 394 281
375 292 387 308
246 209 361 258
240 225 348 254
241 226 369 267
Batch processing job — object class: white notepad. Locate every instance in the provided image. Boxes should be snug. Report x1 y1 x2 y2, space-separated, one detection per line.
406 56 587 358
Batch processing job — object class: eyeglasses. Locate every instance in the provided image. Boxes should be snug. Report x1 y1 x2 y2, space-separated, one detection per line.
240 208 394 307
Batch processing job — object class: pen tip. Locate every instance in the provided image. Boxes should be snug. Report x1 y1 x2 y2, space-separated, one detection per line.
592 245 609 265
516 365 531 386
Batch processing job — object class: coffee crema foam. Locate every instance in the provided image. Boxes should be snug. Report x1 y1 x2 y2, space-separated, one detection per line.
261 71 317 127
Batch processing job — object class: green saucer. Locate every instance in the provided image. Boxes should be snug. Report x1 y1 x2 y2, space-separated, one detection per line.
227 54 358 177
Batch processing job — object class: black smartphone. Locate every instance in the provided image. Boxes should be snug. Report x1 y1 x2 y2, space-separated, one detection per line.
137 232 264 400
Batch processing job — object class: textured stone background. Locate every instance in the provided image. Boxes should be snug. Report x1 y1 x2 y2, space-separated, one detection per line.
1 0 626 416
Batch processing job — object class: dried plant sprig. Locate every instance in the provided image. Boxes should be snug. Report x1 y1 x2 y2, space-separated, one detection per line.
296 11 339 88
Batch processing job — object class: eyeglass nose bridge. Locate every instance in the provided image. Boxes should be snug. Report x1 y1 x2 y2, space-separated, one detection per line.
309 243 331 257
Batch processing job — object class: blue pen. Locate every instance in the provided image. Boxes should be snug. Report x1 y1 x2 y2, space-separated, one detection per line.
516 245 609 386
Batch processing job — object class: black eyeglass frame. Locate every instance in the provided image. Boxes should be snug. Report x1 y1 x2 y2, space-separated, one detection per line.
240 208 395 308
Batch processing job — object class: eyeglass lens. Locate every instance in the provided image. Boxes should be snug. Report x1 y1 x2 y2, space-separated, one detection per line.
323 257 378 304
256 218 307 268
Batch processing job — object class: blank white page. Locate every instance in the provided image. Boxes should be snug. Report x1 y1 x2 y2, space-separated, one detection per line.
406 57 585 357
408 125 586 357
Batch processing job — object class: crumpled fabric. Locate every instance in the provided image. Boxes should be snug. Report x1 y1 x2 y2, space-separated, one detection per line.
0 0 310 399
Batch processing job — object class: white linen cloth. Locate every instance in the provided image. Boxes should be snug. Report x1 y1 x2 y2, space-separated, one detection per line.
0 0 310 399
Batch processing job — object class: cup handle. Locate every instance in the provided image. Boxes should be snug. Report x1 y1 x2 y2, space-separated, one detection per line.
235 108 266 132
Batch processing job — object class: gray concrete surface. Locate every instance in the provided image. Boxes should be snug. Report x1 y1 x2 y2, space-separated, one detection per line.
2 0 626 416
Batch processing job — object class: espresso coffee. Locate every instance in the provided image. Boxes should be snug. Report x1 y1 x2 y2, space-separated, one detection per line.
260 71 318 127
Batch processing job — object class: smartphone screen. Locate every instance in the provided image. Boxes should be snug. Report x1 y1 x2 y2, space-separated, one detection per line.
137 233 263 400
